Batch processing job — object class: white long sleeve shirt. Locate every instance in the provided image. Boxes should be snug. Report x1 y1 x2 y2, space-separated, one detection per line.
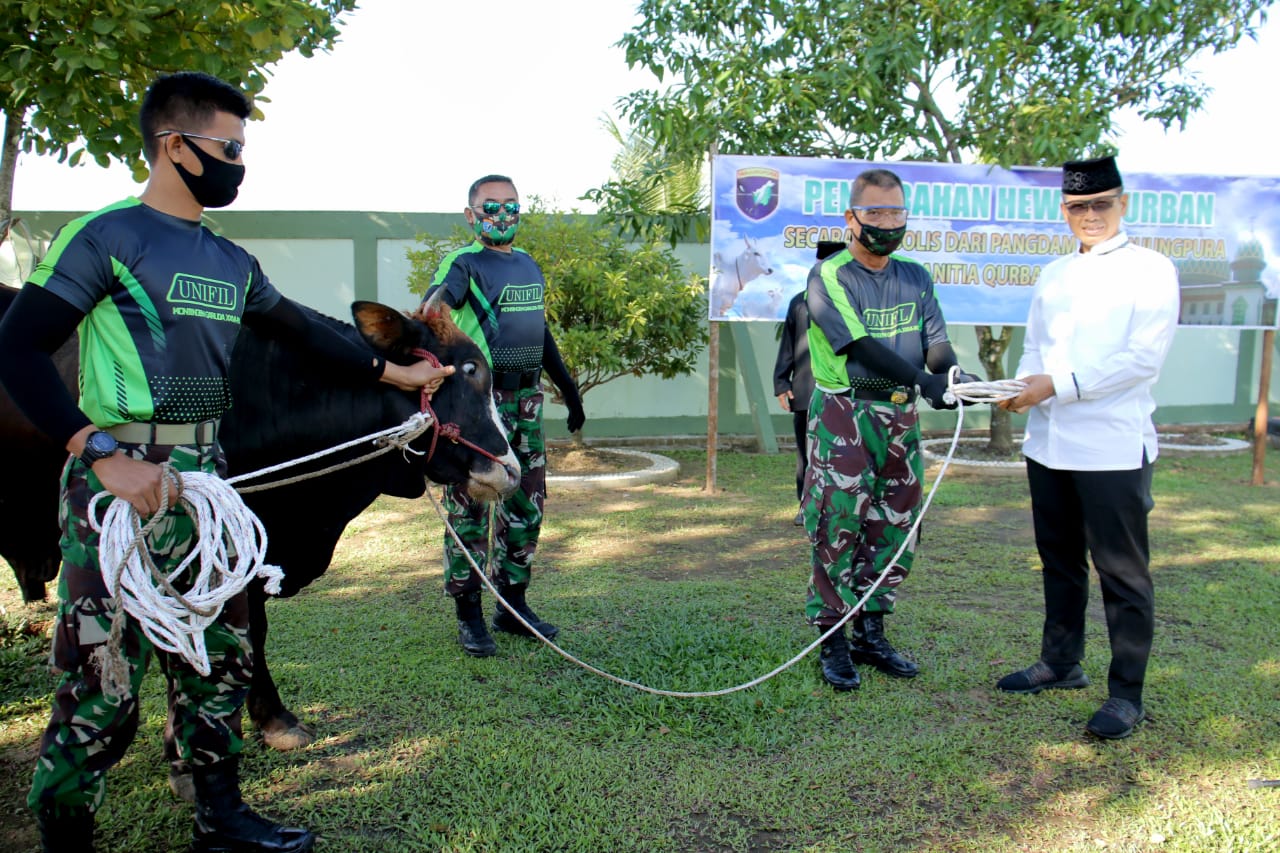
1016 232 1180 471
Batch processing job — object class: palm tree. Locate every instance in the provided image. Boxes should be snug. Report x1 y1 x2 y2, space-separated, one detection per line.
583 116 709 246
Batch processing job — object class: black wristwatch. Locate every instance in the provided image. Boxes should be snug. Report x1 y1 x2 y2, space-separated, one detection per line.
80 430 119 468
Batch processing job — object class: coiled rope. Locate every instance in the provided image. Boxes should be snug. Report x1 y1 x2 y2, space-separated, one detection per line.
431 366 1027 698
89 413 437 701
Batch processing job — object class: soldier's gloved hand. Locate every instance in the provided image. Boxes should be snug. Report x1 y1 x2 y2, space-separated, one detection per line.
954 369 981 385
563 388 586 433
915 370 957 410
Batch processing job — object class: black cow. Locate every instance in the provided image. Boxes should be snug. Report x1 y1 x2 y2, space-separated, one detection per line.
0 288 519 752
0 284 76 601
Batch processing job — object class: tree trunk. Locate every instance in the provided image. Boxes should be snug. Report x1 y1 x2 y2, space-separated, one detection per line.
1 105 25 240
975 325 1015 453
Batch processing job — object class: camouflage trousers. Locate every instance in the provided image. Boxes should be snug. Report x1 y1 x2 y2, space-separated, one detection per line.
443 387 546 595
29 442 251 815
803 392 924 624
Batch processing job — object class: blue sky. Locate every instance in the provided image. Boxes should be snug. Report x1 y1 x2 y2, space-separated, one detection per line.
12 1 1278 214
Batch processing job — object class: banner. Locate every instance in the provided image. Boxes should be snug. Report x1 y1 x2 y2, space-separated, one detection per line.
709 155 1280 329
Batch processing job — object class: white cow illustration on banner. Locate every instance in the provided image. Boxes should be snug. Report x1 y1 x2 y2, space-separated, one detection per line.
710 236 775 318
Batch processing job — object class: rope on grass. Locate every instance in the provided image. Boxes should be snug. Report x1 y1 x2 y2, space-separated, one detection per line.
432 367 1026 698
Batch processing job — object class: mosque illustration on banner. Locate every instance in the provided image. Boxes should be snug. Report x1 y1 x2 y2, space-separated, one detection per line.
1174 235 1277 327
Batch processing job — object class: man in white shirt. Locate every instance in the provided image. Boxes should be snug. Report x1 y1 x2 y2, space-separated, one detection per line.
994 155 1180 739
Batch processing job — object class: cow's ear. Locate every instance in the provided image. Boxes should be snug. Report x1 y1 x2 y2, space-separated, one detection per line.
353 301 414 353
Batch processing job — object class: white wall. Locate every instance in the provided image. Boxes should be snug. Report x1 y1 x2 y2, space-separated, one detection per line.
238 238 355 321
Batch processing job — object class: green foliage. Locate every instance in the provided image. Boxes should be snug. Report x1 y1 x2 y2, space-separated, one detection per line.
405 210 709 405
0 0 357 218
616 0 1271 169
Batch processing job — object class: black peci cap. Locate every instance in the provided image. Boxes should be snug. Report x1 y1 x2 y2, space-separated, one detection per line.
1062 155 1122 195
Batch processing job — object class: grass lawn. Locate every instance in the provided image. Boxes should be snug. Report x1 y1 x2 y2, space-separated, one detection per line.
1 439 1278 852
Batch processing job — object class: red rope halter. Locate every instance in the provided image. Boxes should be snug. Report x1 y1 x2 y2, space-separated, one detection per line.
410 348 508 468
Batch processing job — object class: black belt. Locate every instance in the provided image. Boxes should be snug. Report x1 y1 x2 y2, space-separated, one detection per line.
834 387 915 405
493 369 542 391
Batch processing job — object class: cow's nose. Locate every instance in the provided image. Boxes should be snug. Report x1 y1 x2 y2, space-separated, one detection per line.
503 462 520 482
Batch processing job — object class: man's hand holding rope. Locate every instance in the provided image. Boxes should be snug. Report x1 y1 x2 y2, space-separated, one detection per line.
88 453 184 518
997 374 1055 415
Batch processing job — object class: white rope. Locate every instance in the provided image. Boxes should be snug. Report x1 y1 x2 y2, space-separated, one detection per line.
85 410 437 694
942 373 1027 406
89 465 283 698
228 411 434 492
430 367 1026 698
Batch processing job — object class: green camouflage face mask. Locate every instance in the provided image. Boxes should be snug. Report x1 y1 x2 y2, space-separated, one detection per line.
474 213 520 246
855 221 906 256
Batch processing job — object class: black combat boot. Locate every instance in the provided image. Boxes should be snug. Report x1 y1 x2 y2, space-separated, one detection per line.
454 589 497 656
849 611 919 678
36 803 95 853
818 625 861 691
191 757 315 852
492 581 559 640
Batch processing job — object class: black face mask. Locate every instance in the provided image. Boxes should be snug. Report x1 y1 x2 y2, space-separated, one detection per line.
173 137 244 208
854 220 907 256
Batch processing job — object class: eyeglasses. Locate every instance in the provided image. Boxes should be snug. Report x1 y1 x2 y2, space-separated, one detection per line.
474 201 520 216
154 130 244 161
1062 193 1123 217
850 205 908 225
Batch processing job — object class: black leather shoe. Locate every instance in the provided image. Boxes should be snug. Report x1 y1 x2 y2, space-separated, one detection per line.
849 612 918 678
996 661 1089 694
818 627 860 691
1085 697 1145 739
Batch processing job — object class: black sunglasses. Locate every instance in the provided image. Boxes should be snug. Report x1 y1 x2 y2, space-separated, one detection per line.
475 201 520 216
1063 193 1122 217
155 130 244 161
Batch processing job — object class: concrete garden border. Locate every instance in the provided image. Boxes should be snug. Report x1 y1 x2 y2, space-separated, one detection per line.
546 448 681 490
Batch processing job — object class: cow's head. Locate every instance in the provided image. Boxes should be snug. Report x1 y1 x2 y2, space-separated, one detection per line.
739 236 774 280
352 297 519 501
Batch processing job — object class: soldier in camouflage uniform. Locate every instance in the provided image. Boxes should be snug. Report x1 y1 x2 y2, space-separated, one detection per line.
803 168 976 692
425 175 585 658
0 72 451 853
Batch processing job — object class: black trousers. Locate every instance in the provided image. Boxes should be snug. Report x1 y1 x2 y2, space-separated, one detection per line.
791 409 808 502
1027 456 1155 703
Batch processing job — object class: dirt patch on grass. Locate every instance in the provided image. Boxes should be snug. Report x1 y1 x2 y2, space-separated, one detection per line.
546 445 643 476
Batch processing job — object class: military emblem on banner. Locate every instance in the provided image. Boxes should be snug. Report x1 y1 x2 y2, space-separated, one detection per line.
735 167 780 221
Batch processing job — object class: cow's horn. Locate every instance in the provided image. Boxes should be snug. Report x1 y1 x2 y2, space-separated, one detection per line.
421 288 446 316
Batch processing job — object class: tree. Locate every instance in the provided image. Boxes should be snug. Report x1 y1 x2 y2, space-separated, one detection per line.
604 0 1272 452
0 0 357 233
406 209 709 442
581 116 710 247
